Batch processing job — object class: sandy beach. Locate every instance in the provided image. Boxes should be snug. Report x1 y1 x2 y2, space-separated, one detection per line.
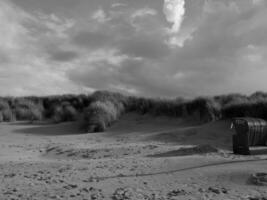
1 113 267 200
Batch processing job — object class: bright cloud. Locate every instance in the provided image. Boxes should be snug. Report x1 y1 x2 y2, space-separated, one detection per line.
163 0 185 33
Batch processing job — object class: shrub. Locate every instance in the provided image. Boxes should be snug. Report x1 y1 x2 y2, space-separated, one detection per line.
13 98 44 121
15 98 36 109
126 97 182 117
2 109 15 122
150 99 185 117
52 106 64 123
3 90 267 127
0 112 3 122
84 101 122 132
15 107 42 121
62 104 78 121
43 95 89 120
52 103 78 123
0 99 10 110
249 91 267 101
222 100 267 119
214 93 248 107
0 99 15 122
90 91 127 105
127 97 153 114
184 97 221 122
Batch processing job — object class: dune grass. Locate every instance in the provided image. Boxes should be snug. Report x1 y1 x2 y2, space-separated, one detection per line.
13 98 44 121
1 91 267 132
84 101 119 132
83 91 126 132
51 102 78 123
82 91 267 132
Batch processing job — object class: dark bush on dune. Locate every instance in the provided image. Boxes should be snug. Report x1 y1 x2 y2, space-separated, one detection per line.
0 99 15 122
214 93 248 107
63 104 78 121
42 94 91 123
126 96 186 117
127 97 154 114
0 99 9 110
249 91 267 101
15 107 42 121
13 98 44 121
71 94 92 111
84 91 223 132
43 94 91 115
214 93 267 119
51 102 78 123
222 100 267 119
1 109 15 122
3 90 267 130
0 112 3 122
184 97 221 122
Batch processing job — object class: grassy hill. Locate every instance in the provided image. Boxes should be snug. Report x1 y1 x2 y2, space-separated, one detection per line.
1 91 267 132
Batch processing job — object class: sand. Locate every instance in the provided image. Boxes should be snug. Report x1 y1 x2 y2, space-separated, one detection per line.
0 113 267 199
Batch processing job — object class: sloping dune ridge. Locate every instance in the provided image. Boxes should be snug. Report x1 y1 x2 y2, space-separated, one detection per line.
0 113 267 199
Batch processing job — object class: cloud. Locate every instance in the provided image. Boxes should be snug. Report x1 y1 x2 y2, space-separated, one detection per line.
0 0 85 96
131 8 157 19
49 49 79 62
72 31 111 49
0 0 33 50
91 8 110 23
84 49 129 66
163 0 185 33
164 0 267 96
252 0 264 5
67 0 267 97
163 0 188 47
118 35 170 59
35 12 75 38
1 0 267 98
0 50 9 64
10 0 83 14
111 3 127 8
129 7 159 32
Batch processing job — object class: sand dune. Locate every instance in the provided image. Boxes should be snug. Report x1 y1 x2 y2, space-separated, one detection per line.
0 113 267 199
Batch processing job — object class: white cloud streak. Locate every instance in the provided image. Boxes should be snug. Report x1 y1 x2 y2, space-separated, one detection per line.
91 8 110 23
131 8 157 19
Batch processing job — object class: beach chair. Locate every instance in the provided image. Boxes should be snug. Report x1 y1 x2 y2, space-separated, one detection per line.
231 118 267 155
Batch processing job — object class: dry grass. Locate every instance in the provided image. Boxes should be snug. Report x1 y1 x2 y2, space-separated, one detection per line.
1 91 267 132
52 103 78 123
84 100 125 132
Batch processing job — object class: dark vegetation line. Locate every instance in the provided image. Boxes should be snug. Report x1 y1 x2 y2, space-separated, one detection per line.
1 90 267 132
90 157 267 181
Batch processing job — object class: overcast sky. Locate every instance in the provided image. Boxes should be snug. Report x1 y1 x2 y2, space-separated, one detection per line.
0 0 267 97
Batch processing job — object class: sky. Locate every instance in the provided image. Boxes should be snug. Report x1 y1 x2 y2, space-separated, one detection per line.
0 0 267 98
